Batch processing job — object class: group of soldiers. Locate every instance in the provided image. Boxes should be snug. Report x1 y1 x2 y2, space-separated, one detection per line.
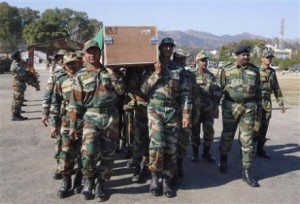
10 37 285 201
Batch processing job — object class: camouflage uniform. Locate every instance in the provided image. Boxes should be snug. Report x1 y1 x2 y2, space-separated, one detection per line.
254 66 284 155
68 63 125 180
42 66 65 173
50 71 83 175
190 67 221 161
141 61 192 177
10 60 28 116
124 67 150 181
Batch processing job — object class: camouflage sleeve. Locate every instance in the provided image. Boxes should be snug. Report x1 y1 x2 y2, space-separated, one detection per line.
68 75 84 129
141 70 161 95
255 69 262 112
109 69 125 95
180 70 192 120
218 68 226 95
42 74 55 116
211 75 222 109
270 72 284 106
49 80 63 128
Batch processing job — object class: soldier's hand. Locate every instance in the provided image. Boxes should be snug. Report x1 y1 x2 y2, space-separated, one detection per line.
50 127 57 139
69 128 77 140
41 115 49 127
213 108 219 119
182 118 191 129
154 60 162 74
281 105 286 113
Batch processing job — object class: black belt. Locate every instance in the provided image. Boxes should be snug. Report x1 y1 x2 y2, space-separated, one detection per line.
150 98 177 107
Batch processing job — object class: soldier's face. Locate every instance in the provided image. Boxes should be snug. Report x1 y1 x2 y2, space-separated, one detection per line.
197 58 208 69
84 47 101 64
237 53 250 66
160 44 174 58
262 56 273 66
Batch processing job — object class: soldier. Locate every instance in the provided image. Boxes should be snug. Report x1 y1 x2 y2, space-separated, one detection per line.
218 45 261 187
41 49 67 180
125 67 150 183
68 40 125 202
10 51 39 121
254 50 285 158
49 52 82 198
173 49 196 178
141 38 192 198
190 51 221 163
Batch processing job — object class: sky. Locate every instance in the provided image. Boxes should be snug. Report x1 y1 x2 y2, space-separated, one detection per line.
5 0 300 39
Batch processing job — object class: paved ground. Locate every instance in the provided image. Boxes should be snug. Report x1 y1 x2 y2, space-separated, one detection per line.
0 68 300 204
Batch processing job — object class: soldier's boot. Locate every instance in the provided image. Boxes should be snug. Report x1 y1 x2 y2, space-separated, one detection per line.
219 154 228 174
191 145 199 162
202 145 216 163
81 177 94 200
162 175 175 198
11 113 28 121
95 179 108 202
57 174 72 198
131 165 141 183
257 141 271 159
73 170 83 194
149 172 160 196
52 161 62 180
242 167 260 187
177 158 184 178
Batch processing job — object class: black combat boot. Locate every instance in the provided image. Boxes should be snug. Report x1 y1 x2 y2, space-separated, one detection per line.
162 175 175 198
257 141 271 159
219 154 228 174
202 145 216 163
191 145 199 162
57 174 72 198
132 165 141 183
177 158 184 178
81 177 94 200
11 113 28 121
73 170 83 194
242 167 260 187
95 179 108 202
149 172 160 196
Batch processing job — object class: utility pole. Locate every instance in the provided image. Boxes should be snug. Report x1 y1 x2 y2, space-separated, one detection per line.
279 18 285 49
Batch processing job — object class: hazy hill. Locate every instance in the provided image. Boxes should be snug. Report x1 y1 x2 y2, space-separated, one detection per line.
158 30 266 50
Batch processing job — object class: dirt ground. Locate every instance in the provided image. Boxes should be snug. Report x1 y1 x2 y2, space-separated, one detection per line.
0 68 299 204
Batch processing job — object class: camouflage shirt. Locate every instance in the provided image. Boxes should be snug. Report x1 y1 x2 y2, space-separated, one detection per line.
41 66 65 116
10 60 33 85
190 67 221 110
141 61 192 119
68 63 125 129
259 66 284 108
49 72 76 127
219 63 261 106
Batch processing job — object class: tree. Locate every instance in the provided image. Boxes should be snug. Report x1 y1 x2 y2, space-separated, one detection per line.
0 2 22 53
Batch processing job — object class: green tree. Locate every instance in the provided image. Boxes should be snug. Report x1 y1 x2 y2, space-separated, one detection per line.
0 2 22 53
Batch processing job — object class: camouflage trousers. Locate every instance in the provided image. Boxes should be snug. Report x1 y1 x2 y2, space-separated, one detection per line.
58 117 83 174
132 104 149 165
11 83 26 115
254 107 272 143
191 107 215 147
81 111 119 180
147 103 179 177
177 127 191 159
219 99 257 168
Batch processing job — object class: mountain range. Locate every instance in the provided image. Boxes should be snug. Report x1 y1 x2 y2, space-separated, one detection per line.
158 30 267 50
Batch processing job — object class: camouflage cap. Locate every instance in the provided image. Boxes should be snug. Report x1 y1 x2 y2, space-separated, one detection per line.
196 50 209 62
173 49 190 58
261 50 275 58
11 51 21 60
159 37 176 47
82 40 100 52
234 45 250 55
63 52 78 64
